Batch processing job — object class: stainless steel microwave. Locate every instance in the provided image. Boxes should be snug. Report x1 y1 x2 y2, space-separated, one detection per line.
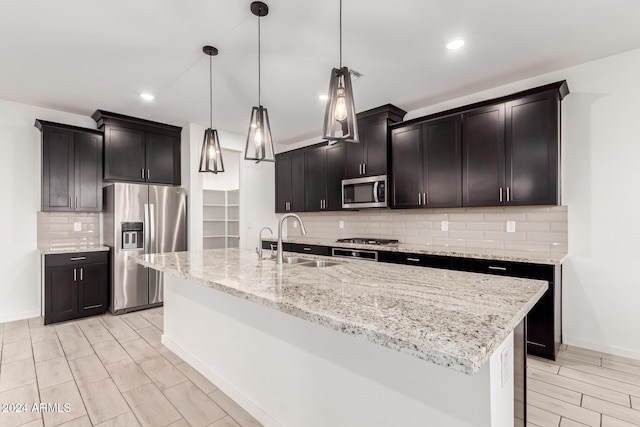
342 175 387 209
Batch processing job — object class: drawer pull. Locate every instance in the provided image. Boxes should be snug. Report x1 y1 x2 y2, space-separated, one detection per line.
488 266 507 271
407 257 420 262
70 257 86 261
303 247 312 251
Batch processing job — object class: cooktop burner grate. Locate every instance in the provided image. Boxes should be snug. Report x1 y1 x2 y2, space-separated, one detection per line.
335 238 399 245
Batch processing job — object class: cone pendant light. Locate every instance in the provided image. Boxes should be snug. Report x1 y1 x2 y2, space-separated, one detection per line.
244 1 275 163
322 0 359 143
199 46 224 173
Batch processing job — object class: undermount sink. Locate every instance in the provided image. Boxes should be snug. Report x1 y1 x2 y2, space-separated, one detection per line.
282 256 313 264
299 260 341 268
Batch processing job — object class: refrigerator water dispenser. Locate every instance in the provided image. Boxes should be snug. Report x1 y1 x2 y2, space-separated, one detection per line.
122 222 143 250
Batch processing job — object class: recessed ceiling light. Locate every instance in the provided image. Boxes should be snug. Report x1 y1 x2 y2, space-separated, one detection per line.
140 93 155 101
446 39 465 50
318 94 329 101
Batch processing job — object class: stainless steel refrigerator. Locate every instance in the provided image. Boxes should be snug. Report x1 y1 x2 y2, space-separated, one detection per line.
103 183 187 314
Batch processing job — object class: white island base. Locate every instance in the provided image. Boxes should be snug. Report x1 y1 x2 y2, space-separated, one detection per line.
162 274 522 427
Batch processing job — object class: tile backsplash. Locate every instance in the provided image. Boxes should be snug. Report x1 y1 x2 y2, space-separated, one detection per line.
285 206 567 254
37 212 101 251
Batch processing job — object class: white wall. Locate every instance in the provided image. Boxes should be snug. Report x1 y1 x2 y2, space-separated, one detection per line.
203 148 240 191
0 99 96 322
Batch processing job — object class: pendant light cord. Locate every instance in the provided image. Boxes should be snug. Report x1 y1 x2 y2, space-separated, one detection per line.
209 54 213 129
258 14 261 106
339 0 342 68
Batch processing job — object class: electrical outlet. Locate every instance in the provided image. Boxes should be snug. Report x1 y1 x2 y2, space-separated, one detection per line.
441 220 448 231
73 222 81 232
506 221 516 233
339 220 344 229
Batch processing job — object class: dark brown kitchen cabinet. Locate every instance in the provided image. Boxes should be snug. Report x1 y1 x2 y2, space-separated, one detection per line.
391 115 462 208
44 251 109 325
275 151 305 213
345 104 406 178
36 120 103 212
305 143 345 211
92 110 181 185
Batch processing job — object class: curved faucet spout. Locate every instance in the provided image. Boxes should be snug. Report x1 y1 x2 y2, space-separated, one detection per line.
276 213 307 264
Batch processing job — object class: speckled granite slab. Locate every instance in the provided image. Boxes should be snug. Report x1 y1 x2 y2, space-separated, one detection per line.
264 237 566 265
136 248 547 375
39 245 110 255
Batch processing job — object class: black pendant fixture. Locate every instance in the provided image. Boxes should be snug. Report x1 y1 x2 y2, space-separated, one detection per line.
322 0 359 143
244 1 275 163
199 45 225 174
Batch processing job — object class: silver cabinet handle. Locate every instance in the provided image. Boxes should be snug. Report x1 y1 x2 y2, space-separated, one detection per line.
488 266 507 271
303 247 312 251
147 169 150 180
69 256 86 261
363 163 366 175
69 196 72 208
499 187 503 203
418 193 422 205
141 169 145 179
423 193 427 206
407 257 420 262
75 197 78 209
80 267 83 281
73 268 77 282
506 187 511 202
359 164 362 174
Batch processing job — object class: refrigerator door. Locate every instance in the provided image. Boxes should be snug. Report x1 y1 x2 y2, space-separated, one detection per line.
110 183 150 313
148 185 187 304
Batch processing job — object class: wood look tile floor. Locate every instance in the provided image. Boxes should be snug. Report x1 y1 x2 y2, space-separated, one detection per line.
2 310 640 427
0 309 261 427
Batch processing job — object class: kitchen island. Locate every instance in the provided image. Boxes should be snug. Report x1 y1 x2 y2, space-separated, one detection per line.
136 248 547 427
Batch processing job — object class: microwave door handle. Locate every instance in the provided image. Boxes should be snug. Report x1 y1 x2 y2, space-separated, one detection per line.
373 181 379 203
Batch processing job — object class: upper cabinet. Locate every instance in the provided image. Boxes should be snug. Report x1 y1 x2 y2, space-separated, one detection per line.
304 143 345 212
275 150 305 213
345 105 407 178
392 81 568 209
92 110 181 186
36 120 103 212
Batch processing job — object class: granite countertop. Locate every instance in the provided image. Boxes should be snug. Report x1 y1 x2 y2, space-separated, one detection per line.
135 248 547 375
264 236 566 265
39 246 110 255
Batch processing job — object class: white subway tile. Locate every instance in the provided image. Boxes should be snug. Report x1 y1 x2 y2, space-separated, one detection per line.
432 238 466 247
550 222 568 232
465 222 504 231
525 211 567 221
449 230 484 240
419 230 448 238
404 236 432 245
448 213 484 222
465 240 505 250
525 232 568 243
484 231 526 241
513 222 550 232
447 222 466 231
483 213 527 222
504 241 550 252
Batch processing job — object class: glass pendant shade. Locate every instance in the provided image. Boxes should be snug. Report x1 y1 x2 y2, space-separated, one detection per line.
323 67 359 143
244 106 275 162
199 128 224 173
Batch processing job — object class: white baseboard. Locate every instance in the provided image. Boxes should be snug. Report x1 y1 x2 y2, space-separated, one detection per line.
161 334 281 427
0 310 41 324
563 336 640 361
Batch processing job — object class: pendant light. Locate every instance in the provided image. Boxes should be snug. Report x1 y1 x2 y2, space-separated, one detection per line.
322 0 359 143
199 45 225 174
244 1 275 163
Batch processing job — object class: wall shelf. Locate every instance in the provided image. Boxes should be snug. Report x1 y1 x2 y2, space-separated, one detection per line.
203 189 240 249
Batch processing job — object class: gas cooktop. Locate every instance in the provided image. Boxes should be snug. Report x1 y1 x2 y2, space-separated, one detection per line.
335 238 399 246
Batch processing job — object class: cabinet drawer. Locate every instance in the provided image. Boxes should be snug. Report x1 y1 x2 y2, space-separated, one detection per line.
449 257 553 281
261 241 292 252
289 243 331 256
46 251 109 267
378 251 452 269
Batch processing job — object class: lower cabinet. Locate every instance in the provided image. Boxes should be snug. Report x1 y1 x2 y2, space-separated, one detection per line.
45 251 109 325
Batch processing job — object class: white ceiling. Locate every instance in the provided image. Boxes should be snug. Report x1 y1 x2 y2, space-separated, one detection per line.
1 0 639 144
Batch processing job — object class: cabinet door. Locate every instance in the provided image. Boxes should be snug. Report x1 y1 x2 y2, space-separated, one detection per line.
526 282 556 359
275 155 291 213
390 125 422 208
79 262 109 317
362 118 388 176
305 147 327 212
462 104 506 207
146 132 181 185
345 135 364 178
506 92 559 206
423 116 462 208
290 152 306 212
104 126 146 182
325 143 345 210
74 132 103 212
42 128 74 211
45 266 79 325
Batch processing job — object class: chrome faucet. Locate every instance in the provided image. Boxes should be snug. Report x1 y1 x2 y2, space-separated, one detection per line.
277 213 307 264
257 227 273 260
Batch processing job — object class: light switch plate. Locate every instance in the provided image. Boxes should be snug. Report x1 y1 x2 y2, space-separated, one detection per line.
506 221 516 233
73 222 81 232
441 220 448 231
339 220 344 229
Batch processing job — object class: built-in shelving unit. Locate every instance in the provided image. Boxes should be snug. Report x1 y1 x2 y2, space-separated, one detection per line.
203 189 240 249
